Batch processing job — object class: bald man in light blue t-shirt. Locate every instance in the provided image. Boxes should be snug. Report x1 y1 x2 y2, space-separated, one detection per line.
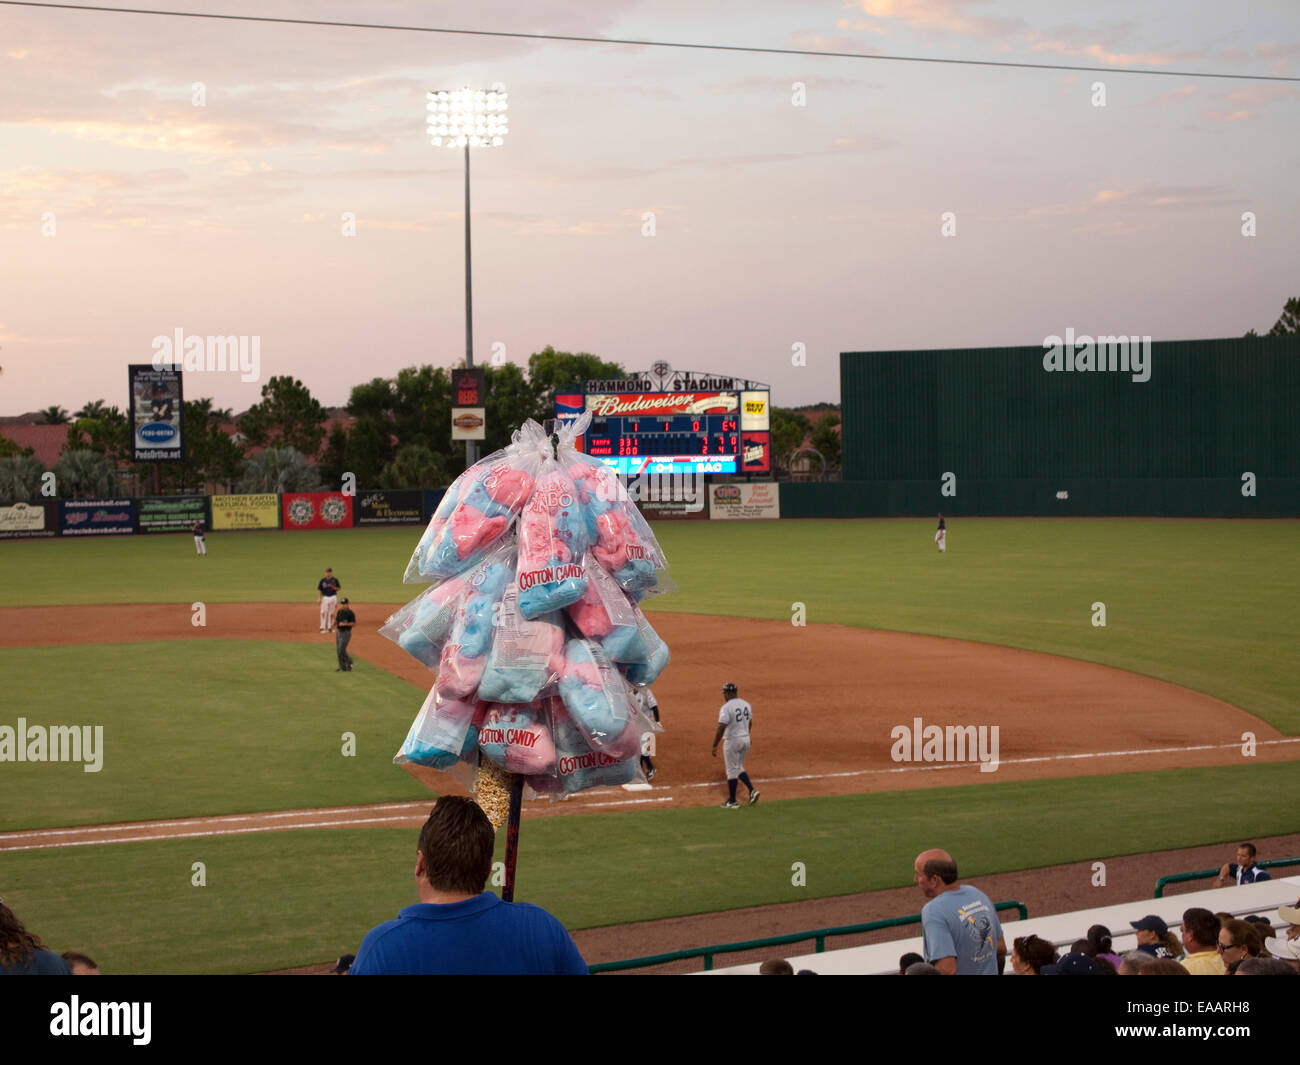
913 848 1006 975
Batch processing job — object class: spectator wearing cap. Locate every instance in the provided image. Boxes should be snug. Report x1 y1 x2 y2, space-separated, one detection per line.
1278 899 1300 942
1263 934 1300 972
1130 915 1175 958
1216 842 1270 886
334 597 356 672
1179 908 1227 975
1041 952 1101 976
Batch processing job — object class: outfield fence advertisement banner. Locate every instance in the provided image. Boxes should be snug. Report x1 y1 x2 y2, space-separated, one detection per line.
281 492 353 530
211 494 281 531
60 498 138 536
138 495 208 533
422 488 448 523
709 482 780 520
0 500 59 539
353 490 423 526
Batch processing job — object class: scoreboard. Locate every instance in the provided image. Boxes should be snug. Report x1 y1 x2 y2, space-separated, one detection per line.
554 369 771 476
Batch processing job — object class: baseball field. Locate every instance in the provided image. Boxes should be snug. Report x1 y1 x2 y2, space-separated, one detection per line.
1 518 1297 973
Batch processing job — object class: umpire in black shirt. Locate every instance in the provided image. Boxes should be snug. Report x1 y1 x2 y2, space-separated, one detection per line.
335 598 356 672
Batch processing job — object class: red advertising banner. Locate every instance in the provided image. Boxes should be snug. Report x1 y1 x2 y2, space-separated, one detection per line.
585 391 738 419
281 492 354 530
740 431 771 473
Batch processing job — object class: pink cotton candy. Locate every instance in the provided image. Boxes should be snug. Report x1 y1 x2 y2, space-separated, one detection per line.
483 466 535 507
436 644 487 699
451 507 507 560
567 592 613 637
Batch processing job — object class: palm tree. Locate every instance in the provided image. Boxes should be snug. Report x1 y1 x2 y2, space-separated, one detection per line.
39 405 71 425
379 443 452 490
52 450 119 498
74 399 108 419
0 454 46 503
236 447 322 492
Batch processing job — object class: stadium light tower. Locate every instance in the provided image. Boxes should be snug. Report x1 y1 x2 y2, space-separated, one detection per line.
428 86 509 467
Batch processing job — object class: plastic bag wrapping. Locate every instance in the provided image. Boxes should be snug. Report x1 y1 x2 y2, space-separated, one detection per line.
517 466 589 618
432 544 514 699
380 571 473 669
526 701 641 795
477 699 558 777
567 456 675 597
478 581 564 704
555 636 641 749
563 550 631 639
393 687 485 770
403 426 545 583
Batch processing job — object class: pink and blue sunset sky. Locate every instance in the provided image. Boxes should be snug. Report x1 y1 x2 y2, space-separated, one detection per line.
1 0 1297 416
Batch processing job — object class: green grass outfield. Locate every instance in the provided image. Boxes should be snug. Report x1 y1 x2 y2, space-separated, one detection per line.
0 642 431 831
3 762 1296 973
4 519 1298 730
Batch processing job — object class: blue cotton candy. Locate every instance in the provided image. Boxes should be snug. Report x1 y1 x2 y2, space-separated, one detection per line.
462 478 518 523
613 559 657 592
625 639 670 685
458 593 496 658
600 624 646 664
518 557 587 619
397 626 439 667
400 724 478 770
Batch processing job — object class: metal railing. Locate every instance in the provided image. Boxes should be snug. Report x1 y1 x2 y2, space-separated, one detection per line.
1154 857 1300 898
588 900 1027 974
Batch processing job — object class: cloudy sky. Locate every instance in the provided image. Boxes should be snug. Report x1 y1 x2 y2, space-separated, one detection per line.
1 0 1297 416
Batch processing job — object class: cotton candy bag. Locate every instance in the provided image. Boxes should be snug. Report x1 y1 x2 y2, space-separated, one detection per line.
404 426 547 583
394 687 484 770
477 700 558 777
433 541 514 699
380 570 473 669
477 580 564 704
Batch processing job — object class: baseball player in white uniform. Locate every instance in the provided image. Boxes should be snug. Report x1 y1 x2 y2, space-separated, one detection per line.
637 686 660 781
712 682 758 809
318 568 341 633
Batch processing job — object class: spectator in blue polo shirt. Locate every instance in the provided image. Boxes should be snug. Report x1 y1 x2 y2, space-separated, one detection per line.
350 796 588 975
1217 842 1271 886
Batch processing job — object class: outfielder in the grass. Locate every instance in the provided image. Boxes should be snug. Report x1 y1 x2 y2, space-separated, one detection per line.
317 567 341 633
191 519 206 556
935 513 946 553
712 682 758 808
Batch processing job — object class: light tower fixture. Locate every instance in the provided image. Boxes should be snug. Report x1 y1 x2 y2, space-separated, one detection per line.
427 86 510 467
427 87 509 149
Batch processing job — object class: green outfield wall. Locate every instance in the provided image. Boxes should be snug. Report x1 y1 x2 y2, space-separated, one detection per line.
826 334 1300 517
